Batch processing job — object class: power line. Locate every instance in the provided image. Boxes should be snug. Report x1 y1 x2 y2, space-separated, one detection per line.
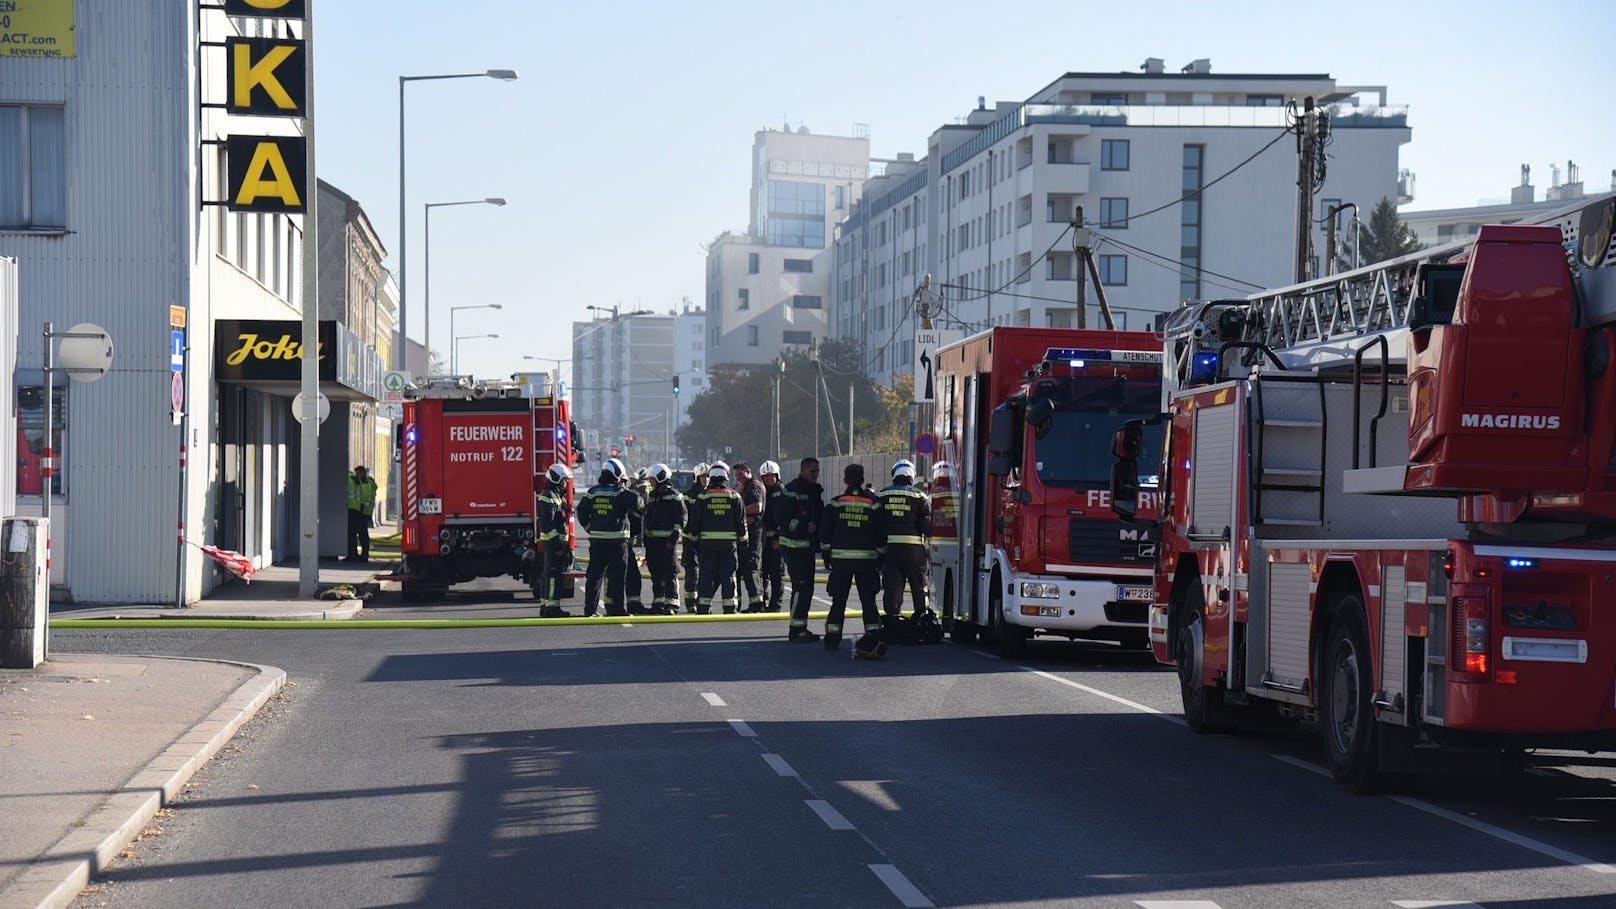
1094 232 1266 291
1090 127 1293 229
948 223 1072 303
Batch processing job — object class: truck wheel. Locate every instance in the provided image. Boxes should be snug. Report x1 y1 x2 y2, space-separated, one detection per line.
1119 630 1150 651
996 620 1029 659
1321 597 1384 792
1176 584 1234 733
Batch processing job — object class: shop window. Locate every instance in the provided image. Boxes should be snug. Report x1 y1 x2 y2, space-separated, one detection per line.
16 385 67 496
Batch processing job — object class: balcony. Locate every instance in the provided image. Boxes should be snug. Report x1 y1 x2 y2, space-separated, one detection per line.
1037 161 1090 195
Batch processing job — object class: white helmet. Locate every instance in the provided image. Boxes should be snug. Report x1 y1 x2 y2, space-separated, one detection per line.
635 467 649 481
695 462 710 476
604 457 627 480
708 463 730 483
759 460 781 476
546 462 573 484
648 462 673 483
892 459 917 480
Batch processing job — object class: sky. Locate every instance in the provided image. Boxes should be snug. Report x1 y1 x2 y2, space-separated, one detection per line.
311 0 1614 383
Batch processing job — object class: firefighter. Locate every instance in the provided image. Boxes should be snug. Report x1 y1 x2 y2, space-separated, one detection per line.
758 460 786 612
642 463 687 615
689 461 744 614
733 462 767 612
578 457 643 617
779 457 824 642
876 458 932 620
680 463 709 612
535 462 574 618
821 463 886 658
624 467 649 614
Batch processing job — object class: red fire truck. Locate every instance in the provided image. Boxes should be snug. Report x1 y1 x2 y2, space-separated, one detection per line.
929 327 1166 657
398 373 575 601
1109 194 1616 790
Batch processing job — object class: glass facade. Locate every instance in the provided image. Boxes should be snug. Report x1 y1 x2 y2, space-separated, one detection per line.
1181 144 1205 301
766 180 826 248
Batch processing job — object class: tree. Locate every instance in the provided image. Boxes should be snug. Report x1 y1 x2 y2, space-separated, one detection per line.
1350 196 1422 266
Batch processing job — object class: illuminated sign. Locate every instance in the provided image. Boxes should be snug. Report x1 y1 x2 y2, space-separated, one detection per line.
226 135 307 213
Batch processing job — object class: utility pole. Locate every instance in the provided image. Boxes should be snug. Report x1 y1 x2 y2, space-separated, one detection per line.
1295 96 1321 285
1072 207 1116 330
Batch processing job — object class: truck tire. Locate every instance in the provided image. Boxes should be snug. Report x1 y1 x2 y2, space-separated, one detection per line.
996 620 1029 659
1175 582 1234 733
1321 596 1384 793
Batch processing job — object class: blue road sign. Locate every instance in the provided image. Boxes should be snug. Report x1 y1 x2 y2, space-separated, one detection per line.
170 329 185 372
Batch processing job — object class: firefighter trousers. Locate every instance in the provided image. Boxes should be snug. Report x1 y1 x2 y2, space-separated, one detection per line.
646 538 680 613
697 542 739 614
736 528 763 610
825 562 881 644
681 539 700 611
584 539 630 617
784 546 818 630
882 544 929 618
539 540 570 613
760 541 785 611
624 542 645 610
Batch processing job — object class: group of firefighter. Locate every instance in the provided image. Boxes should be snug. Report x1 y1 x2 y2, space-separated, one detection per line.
533 455 933 658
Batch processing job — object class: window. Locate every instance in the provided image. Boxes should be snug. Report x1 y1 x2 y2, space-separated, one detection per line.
783 258 813 273
792 295 823 309
783 330 813 345
1181 144 1205 300
1092 93 1127 106
748 253 759 274
16 385 67 496
0 105 67 229
747 325 759 346
876 263 886 288
1100 197 1129 229
766 180 826 248
834 185 845 209
737 288 750 310
1099 254 1128 285
1247 94 1284 107
1101 139 1130 171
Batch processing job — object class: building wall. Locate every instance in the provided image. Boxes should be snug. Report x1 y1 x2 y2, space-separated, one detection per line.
572 313 682 469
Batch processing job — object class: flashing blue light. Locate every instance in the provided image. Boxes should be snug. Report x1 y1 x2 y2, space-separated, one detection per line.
1505 557 1538 569
1070 359 1086 368
1189 351 1220 385
405 427 418 444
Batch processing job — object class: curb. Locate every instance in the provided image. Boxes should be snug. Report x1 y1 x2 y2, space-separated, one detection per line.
52 599 365 623
0 658 288 909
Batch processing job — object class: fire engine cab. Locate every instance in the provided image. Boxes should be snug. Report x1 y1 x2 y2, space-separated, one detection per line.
1110 194 1616 790
930 327 1165 657
397 372 574 602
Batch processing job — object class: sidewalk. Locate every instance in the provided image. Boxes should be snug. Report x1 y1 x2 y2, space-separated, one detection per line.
55 559 377 622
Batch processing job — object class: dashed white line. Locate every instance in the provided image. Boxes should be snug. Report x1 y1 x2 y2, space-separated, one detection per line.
1134 901 1223 909
701 692 727 707
727 719 756 738
1391 902 1484 908
1271 754 1616 875
869 864 934 908
1026 669 1185 727
805 799 855 830
762 753 796 777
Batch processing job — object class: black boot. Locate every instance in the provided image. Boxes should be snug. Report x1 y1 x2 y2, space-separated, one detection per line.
788 627 820 643
823 632 842 652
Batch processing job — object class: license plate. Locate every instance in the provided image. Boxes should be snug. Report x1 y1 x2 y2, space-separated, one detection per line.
419 497 442 515
1118 585 1154 602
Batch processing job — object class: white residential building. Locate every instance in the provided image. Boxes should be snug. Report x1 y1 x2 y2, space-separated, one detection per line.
572 306 706 470
705 128 869 368
1401 161 1613 250
836 61 1413 384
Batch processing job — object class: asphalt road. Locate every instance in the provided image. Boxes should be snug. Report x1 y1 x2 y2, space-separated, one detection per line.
58 578 1616 908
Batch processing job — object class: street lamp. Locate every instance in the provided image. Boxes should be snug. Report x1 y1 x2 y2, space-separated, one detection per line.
425 197 506 366
396 68 518 371
523 355 571 391
449 305 503 373
586 303 653 320
452 334 499 375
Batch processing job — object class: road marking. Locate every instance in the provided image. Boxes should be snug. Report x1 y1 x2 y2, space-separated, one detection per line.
1134 902 1222 909
701 692 726 707
762 753 796 777
1027 669 1186 727
621 623 634 628
869 864 934 908
1391 902 1484 908
727 719 756 738
805 799 854 830
1271 755 1616 875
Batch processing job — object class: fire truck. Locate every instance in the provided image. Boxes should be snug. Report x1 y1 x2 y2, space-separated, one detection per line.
929 327 1166 657
1109 193 1616 790
397 372 575 602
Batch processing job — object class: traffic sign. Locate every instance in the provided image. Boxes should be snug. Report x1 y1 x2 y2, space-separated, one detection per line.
382 369 411 404
913 329 961 404
170 329 185 372
169 305 187 329
377 402 402 420
914 432 937 455
171 371 185 414
292 391 329 424
59 322 115 383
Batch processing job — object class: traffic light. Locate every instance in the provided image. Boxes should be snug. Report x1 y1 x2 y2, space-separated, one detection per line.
672 373 680 396
625 434 635 444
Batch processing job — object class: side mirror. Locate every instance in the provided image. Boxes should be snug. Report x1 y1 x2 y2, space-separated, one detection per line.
987 405 1016 455
1111 425 1143 459
987 453 1011 477
1110 460 1140 521
1026 397 1055 425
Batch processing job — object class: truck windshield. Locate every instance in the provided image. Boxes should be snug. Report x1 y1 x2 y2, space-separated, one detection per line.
1031 378 1163 488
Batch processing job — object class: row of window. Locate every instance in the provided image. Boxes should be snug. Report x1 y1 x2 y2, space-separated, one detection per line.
766 180 828 249
1180 144 1205 301
743 326 816 347
746 253 814 275
736 290 820 311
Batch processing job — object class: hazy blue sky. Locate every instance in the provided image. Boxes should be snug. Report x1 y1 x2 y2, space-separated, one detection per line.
312 0 1613 380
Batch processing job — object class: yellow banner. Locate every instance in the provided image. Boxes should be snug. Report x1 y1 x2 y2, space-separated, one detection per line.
0 0 75 58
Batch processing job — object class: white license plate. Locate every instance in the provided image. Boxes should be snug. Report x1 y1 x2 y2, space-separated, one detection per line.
419 497 442 515
1118 585 1154 602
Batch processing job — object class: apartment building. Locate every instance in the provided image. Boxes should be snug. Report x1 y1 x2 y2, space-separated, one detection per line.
572 306 707 468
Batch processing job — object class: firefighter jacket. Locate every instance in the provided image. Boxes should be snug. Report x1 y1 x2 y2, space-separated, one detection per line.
578 482 643 541
537 481 570 542
740 478 767 531
644 483 688 541
875 481 931 547
821 486 880 562
778 476 825 550
762 481 786 541
687 482 745 544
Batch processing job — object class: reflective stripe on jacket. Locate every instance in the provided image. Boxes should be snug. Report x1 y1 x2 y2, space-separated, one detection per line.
688 485 745 543
822 487 880 560
875 483 930 547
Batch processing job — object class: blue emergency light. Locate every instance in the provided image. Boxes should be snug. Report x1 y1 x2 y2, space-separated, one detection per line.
1505 557 1538 569
1189 351 1220 385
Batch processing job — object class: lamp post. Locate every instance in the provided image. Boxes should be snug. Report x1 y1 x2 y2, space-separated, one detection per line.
396 68 518 371
425 197 506 368
452 334 499 374
522 355 571 392
449 306 502 373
